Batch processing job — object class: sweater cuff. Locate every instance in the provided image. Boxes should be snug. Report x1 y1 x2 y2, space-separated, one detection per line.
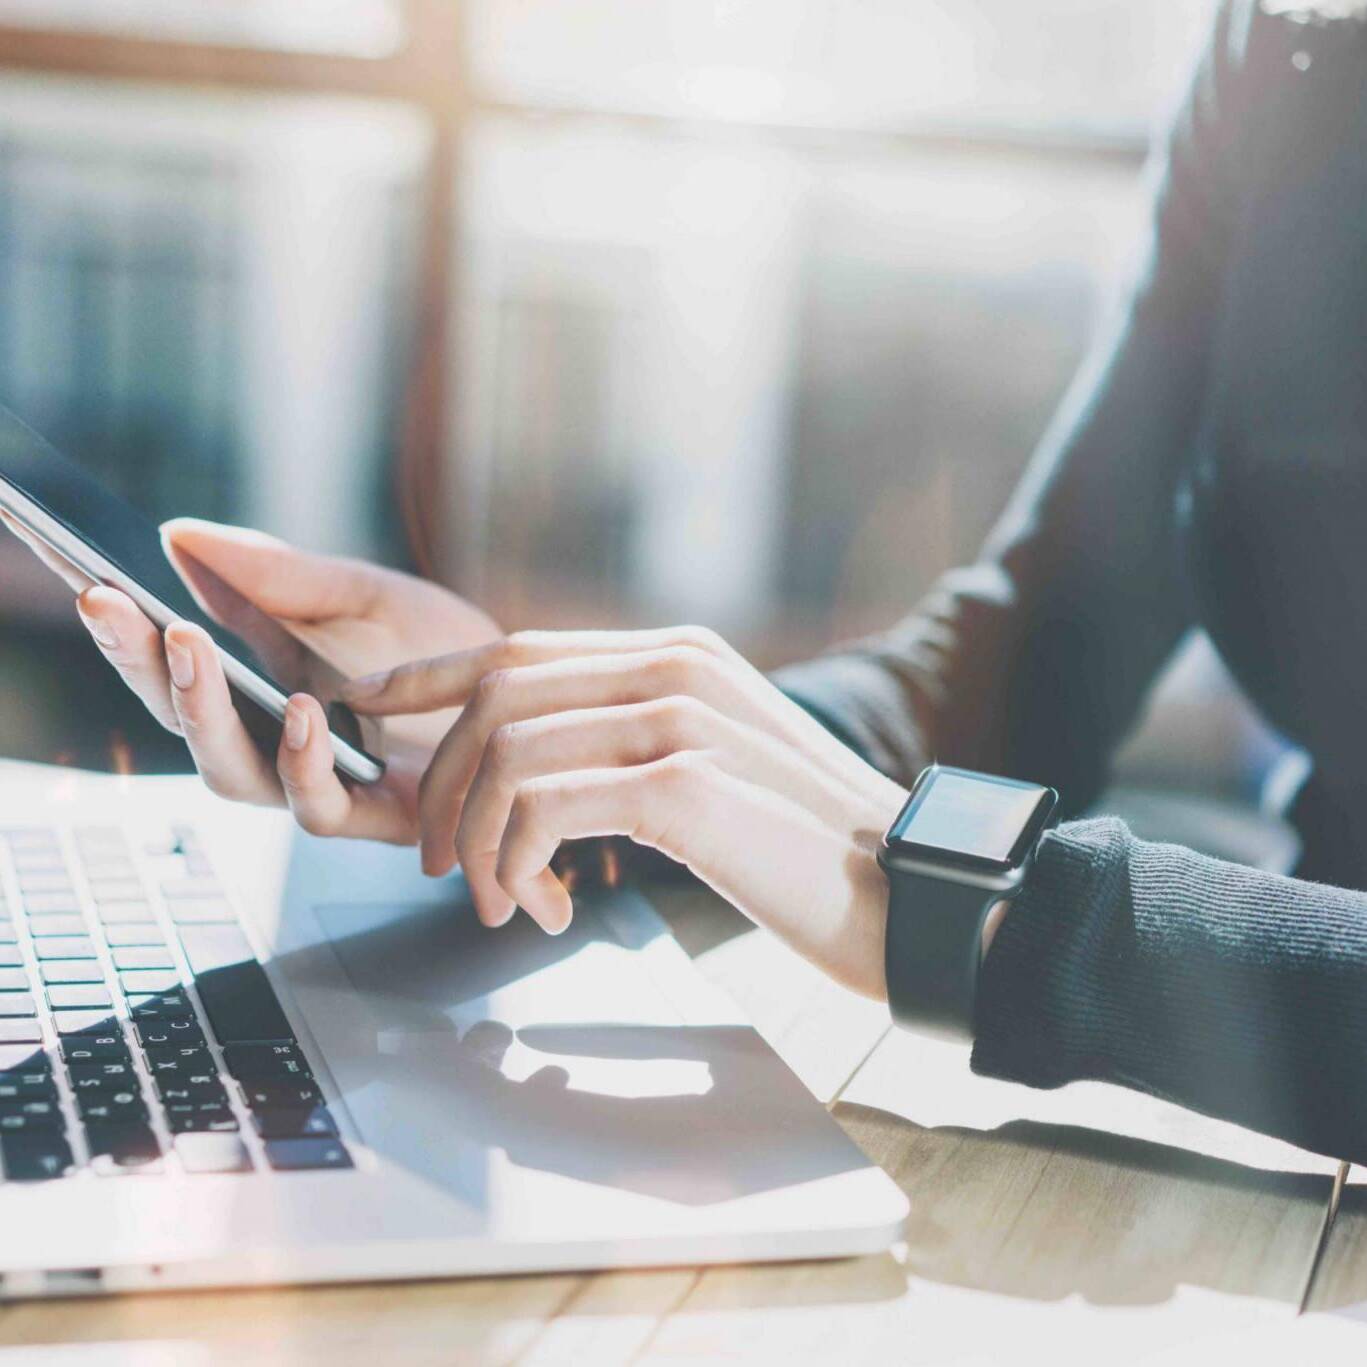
971 817 1135 1090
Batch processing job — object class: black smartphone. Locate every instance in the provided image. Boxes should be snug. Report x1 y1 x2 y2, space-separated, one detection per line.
0 405 385 782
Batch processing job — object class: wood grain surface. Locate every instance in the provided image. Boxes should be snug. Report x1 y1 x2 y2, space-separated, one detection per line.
1 883 1362 1364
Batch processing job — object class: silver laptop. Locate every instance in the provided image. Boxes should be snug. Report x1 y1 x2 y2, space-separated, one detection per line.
0 764 907 1296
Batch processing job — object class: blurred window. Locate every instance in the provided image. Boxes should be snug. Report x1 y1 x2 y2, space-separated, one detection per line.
0 77 427 555
468 0 1211 140
452 2 1213 656
0 0 402 55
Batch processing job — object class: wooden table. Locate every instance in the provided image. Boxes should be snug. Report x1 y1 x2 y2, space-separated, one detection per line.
2 881 1365 1365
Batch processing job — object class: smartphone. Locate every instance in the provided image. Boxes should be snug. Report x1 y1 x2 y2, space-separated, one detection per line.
0 405 385 783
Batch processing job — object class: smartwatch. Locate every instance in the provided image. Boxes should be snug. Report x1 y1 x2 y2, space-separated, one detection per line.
878 765 1058 1041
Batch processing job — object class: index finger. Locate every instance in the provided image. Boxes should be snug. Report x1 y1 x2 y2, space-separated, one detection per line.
341 626 736 716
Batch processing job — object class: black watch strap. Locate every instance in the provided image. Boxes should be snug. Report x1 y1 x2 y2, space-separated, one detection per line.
882 868 1001 1041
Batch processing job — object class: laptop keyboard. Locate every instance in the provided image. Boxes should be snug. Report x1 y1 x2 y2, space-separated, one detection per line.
0 824 353 1181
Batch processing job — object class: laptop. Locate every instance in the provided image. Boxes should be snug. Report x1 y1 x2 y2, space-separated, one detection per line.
0 762 907 1296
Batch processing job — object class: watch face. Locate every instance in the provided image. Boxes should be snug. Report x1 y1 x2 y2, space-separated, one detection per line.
887 766 1057 872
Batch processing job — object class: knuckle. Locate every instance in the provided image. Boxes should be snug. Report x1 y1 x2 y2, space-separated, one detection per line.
675 624 726 657
174 704 210 740
382 662 412 695
651 646 702 691
472 667 513 714
501 631 536 662
484 721 521 774
199 769 243 802
650 694 708 748
655 748 706 794
509 781 544 830
293 806 336 838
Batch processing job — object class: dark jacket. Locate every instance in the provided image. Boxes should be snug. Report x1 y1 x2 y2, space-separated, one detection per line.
778 1 1367 1163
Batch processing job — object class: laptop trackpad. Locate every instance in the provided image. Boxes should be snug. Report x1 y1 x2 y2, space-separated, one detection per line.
288 892 852 1211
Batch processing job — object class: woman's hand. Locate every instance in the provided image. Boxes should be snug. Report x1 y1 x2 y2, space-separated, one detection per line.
1 514 501 842
343 628 907 998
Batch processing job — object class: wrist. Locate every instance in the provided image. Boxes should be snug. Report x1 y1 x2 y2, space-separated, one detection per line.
980 898 1011 963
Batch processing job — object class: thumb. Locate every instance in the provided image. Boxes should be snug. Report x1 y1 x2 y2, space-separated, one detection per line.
161 518 378 624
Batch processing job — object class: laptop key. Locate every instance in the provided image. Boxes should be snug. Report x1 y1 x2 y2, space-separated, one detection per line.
0 1046 50 1073
119 970 181 996
143 1045 211 1072
178 926 293 1045
34 937 96 961
0 1097 62 1127
68 1061 135 1086
263 1137 352 1171
78 1092 148 1126
21 894 81 915
169 900 236 925
127 992 195 1021
53 1010 120 1036
0 994 36 1018
26 915 87 938
0 1073 56 1101
0 1109 64 1134
103 924 165 947
0 970 29 992
167 1108 239 1135
221 1043 307 1079
104 924 167 945
161 877 222 900
0 947 21 968
252 1106 337 1139
87 1123 161 1175
41 961 105 985
241 1080 323 1111
111 947 174 972
47 985 112 1011
89 880 145 904
157 1080 227 1105
1 1132 74 1180
17 871 77 892
81 860 135 882
97 903 155 926
0 1020 42 1045
175 1132 251 1172
61 1038 130 1064
134 1020 205 1049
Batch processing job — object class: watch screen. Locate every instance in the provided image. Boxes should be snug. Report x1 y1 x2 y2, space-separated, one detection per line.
889 768 1054 869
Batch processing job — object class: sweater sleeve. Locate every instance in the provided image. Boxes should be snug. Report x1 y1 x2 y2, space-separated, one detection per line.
775 1 1254 813
973 817 1367 1164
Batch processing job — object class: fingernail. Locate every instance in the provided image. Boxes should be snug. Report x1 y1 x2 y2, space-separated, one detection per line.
165 639 195 690
79 610 118 650
284 702 309 752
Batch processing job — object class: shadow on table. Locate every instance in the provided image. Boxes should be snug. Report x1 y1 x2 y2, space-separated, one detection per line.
838 1101 1331 1308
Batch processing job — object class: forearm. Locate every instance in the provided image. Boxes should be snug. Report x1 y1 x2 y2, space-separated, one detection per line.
774 11 1261 809
974 817 1367 1164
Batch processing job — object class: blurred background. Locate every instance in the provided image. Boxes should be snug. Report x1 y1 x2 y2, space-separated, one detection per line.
0 0 1299 860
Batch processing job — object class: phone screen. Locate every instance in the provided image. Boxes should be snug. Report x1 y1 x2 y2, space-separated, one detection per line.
0 406 385 780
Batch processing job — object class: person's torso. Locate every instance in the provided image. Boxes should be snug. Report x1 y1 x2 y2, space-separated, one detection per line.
1182 11 1367 883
